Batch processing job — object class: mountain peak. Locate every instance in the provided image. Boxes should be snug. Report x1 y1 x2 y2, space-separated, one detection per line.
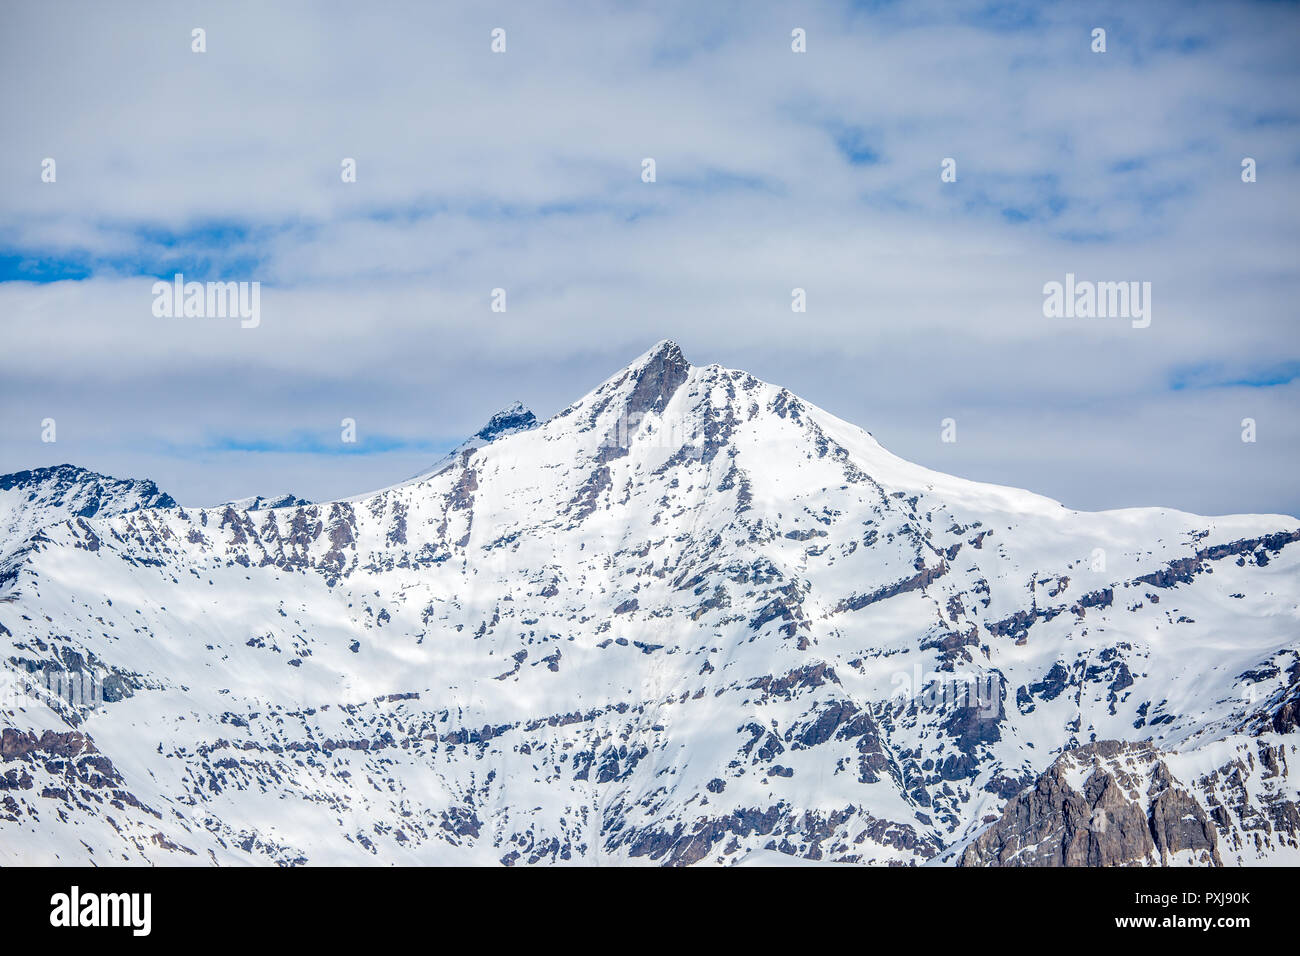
0 463 177 581
622 339 691 417
400 402 540 485
631 339 688 370
475 402 537 442
0 463 176 512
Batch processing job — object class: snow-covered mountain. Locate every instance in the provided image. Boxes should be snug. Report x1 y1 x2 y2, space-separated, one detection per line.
0 466 314 586
0 341 1296 866
0 464 176 585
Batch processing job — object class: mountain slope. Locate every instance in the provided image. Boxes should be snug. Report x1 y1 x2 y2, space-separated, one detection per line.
0 464 177 586
0 341 1296 866
392 401 539 489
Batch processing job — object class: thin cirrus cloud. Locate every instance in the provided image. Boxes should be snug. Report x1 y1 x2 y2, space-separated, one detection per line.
0 0 1296 515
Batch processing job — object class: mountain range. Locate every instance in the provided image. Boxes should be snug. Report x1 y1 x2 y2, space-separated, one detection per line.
0 341 1296 866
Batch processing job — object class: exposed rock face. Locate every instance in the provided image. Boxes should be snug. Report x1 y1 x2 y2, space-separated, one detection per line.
623 340 690 417
958 741 1221 866
0 728 96 760
1149 776 1218 862
1262 660 1300 735
474 402 537 442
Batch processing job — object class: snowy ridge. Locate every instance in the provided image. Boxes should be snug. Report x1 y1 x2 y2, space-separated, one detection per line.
221 493 312 512
0 464 176 585
388 401 539 493
0 342 1296 866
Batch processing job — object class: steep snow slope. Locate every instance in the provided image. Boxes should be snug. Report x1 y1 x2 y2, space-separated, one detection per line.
389 401 539 490
0 342 1296 866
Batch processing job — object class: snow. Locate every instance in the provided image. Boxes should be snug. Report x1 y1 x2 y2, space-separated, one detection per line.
0 343 1296 866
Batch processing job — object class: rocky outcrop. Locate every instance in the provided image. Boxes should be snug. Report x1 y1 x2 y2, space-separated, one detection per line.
474 402 537 441
624 340 690 418
958 741 1221 867
1 728 97 761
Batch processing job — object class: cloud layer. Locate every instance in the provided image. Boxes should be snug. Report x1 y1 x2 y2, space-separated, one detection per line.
1 0 1297 514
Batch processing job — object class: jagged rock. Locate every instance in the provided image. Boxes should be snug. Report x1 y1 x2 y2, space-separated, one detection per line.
958 742 1227 867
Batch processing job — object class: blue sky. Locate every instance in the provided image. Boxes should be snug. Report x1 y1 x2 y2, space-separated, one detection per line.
0 0 1297 514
